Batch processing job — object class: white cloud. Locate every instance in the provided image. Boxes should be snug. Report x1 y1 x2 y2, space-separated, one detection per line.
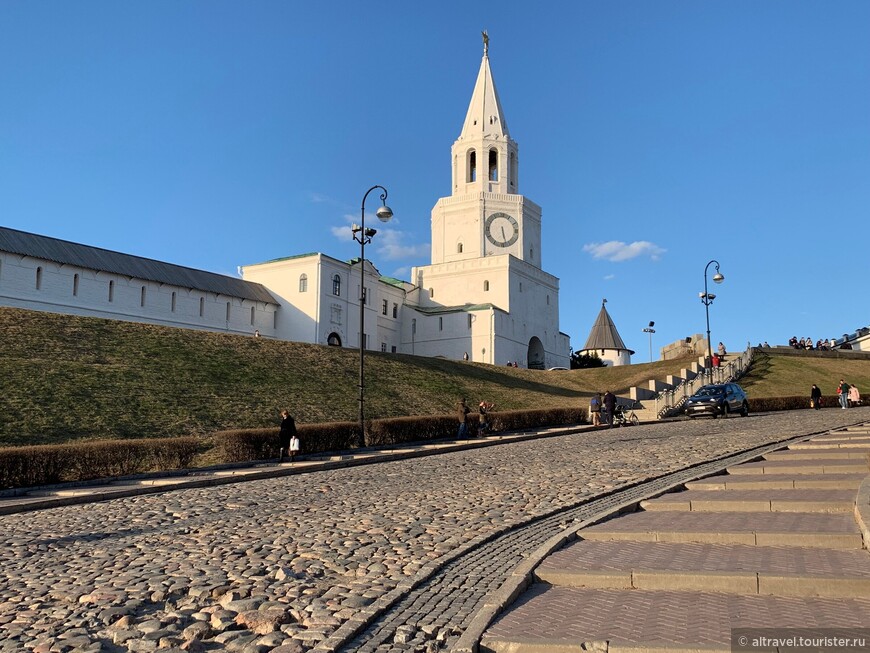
374 229 431 261
604 274 615 280
583 240 666 262
331 225 354 240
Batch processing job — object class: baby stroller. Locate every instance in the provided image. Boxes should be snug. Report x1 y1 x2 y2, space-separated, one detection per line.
613 403 640 427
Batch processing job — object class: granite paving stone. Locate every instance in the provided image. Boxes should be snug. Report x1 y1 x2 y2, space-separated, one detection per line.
0 409 867 652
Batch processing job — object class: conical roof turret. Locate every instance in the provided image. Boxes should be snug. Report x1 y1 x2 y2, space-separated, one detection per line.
582 299 634 353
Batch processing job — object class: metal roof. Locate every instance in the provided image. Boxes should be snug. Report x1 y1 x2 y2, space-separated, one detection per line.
581 300 634 354
0 226 277 304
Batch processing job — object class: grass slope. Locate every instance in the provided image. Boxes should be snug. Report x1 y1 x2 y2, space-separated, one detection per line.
2 308 868 446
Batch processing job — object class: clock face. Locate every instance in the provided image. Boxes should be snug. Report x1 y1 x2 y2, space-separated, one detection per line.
484 212 519 247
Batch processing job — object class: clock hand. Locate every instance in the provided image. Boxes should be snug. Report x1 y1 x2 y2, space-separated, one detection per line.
501 226 506 242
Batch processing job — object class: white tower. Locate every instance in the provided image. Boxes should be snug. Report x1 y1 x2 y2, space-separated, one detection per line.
430 32 542 269
405 33 570 369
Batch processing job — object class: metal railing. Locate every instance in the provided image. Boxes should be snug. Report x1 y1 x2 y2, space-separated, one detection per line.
653 344 755 418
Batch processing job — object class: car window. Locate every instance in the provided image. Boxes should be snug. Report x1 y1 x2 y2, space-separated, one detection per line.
696 386 725 397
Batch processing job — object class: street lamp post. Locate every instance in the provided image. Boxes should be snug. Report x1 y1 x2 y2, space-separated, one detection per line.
700 260 725 380
351 185 393 447
643 321 656 363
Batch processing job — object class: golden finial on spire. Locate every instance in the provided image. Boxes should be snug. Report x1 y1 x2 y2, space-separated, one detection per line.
482 30 489 56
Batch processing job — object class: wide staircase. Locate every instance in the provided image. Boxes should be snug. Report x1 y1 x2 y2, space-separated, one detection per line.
480 424 870 652
625 348 753 422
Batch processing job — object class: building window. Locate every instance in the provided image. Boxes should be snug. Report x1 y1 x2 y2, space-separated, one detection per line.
519 282 523 292
273 311 278 330
429 287 434 299
411 318 417 334
468 314 472 329
489 148 498 181
546 294 550 305
332 274 341 296
73 274 79 297
250 306 255 325
382 299 388 315
36 267 42 290
361 286 367 305
439 317 443 331
530 246 534 261
381 342 387 352
199 297 204 317
299 273 308 293
392 303 398 318
226 302 231 321
141 286 147 307
327 332 342 346
457 243 463 253
510 152 517 188
484 280 489 291
108 280 114 302
467 149 477 182
171 292 177 312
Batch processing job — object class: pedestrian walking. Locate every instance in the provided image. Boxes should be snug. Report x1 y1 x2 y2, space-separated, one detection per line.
278 410 296 461
602 390 616 427
457 398 471 438
810 384 822 410
838 379 850 409
478 401 494 436
589 392 602 426
717 342 727 358
848 384 861 407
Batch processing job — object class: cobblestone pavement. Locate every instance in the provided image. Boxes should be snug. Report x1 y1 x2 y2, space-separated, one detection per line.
1 408 866 653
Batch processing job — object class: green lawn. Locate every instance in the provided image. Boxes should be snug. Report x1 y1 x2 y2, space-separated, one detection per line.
2 307 867 446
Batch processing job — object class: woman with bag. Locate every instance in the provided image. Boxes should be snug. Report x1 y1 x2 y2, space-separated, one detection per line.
278 410 297 461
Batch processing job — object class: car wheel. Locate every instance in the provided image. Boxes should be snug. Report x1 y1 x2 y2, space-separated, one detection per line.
720 404 730 418
741 401 749 417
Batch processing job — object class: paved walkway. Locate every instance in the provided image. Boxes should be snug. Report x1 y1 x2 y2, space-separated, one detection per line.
0 408 868 653
481 423 870 653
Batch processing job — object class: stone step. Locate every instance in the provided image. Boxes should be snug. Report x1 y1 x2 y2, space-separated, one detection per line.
791 439 870 449
480 586 870 653
686 473 867 491
579 511 862 548
726 458 869 475
640 488 855 513
535 540 870 598
764 448 870 460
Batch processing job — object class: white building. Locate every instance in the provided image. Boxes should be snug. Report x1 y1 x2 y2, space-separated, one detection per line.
1 37 571 368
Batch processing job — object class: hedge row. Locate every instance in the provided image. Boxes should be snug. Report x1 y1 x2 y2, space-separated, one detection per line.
214 407 587 463
0 437 199 490
748 395 841 412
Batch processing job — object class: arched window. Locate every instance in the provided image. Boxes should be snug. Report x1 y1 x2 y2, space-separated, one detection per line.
226 302 231 321
73 274 79 297
36 267 42 290
467 149 477 182
484 280 490 292
299 274 308 293
488 148 498 181
327 332 342 347
510 152 517 188
332 274 341 296
429 287 434 299
171 292 177 312
108 280 114 302
457 243 463 253
250 306 255 325
199 297 204 317
141 286 147 307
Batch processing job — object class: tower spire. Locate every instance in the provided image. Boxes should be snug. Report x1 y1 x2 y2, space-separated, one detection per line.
482 29 489 56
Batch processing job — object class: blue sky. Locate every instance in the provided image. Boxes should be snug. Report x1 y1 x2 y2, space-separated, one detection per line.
1 1 868 359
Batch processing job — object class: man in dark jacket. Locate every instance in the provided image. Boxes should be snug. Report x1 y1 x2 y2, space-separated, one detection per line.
810 384 822 410
602 391 617 427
